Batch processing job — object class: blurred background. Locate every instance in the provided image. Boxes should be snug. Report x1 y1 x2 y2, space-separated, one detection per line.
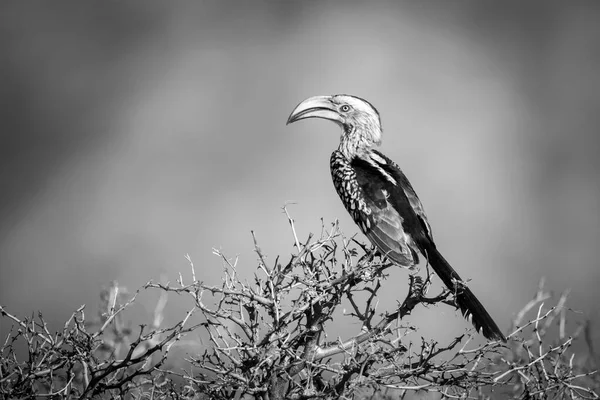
1 1 599 353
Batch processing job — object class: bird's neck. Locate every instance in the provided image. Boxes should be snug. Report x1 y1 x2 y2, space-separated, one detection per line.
338 129 375 160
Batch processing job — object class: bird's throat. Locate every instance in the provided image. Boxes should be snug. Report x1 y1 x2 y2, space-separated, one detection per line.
339 131 373 160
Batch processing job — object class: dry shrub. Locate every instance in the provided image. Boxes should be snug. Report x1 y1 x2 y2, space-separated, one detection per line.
1 209 597 399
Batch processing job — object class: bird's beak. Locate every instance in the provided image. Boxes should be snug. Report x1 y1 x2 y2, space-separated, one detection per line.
286 95 342 125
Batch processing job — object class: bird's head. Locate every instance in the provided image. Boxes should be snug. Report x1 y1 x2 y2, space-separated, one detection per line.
287 95 382 155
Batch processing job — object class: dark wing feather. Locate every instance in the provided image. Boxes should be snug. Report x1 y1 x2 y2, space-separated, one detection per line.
372 150 433 241
350 156 419 267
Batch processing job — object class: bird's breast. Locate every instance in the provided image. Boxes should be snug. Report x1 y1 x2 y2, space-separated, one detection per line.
330 151 373 232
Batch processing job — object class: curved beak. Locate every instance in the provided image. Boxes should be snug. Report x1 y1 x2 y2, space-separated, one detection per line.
286 95 342 125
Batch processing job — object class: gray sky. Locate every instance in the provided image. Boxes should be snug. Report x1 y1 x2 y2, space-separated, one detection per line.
1 1 599 347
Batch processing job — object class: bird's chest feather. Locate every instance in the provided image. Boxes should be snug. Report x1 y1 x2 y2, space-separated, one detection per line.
330 152 375 233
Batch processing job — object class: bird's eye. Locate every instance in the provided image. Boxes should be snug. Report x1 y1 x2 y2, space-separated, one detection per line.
340 105 351 112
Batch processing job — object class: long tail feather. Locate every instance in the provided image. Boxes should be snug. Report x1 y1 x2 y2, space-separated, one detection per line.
417 239 506 342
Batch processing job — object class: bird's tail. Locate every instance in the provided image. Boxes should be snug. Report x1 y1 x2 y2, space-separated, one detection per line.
417 239 506 342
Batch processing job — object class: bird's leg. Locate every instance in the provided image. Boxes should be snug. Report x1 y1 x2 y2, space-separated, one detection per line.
413 256 453 303
408 275 426 298
392 274 427 331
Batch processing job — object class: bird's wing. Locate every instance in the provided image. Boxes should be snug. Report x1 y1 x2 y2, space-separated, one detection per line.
350 156 419 267
372 150 434 241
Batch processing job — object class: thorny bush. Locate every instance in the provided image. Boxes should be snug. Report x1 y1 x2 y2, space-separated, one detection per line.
1 209 598 399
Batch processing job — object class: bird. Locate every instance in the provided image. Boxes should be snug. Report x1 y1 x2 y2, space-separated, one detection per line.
286 94 505 342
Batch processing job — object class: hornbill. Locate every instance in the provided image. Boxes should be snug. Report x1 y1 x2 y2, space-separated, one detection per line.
286 94 505 342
